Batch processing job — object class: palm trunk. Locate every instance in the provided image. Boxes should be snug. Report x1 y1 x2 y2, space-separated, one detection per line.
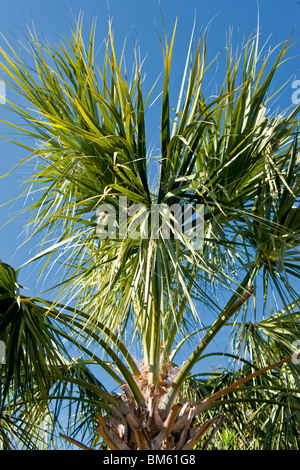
60 354 295 450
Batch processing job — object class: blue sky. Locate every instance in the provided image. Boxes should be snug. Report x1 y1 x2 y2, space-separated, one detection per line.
0 0 299 291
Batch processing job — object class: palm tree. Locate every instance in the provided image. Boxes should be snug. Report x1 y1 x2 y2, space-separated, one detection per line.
0 16 299 450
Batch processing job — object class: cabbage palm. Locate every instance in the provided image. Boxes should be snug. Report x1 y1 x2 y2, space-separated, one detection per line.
0 16 299 450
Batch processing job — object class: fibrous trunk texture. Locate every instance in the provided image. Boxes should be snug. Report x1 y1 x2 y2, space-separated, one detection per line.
94 386 225 451
94 366 226 451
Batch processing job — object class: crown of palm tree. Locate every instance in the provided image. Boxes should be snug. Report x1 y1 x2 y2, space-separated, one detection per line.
0 15 299 450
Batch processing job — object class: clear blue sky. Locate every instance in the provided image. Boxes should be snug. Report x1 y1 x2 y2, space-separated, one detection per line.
0 0 299 288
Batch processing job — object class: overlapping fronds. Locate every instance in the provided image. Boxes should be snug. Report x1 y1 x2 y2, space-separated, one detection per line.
0 15 299 449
